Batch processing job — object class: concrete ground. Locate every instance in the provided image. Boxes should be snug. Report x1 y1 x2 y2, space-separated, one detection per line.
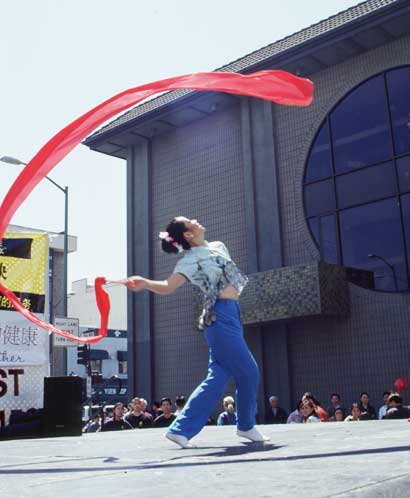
1 420 410 498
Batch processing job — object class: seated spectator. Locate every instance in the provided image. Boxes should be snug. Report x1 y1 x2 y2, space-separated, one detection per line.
265 395 288 424
334 408 345 422
344 403 361 422
151 401 163 419
287 401 303 424
175 395 186 415
124 398 152 428
302 392 329 421
326 393 345 420
383 393 410 419
217 396 237 426
101 402 132 431
139 398 154 424
301 401 320 423
378 391 391 420
154 398 177 428
83 415 101 433
358 392 376 420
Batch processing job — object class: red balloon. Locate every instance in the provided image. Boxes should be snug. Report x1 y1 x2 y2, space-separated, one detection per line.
0 70 314 344
394 377 407 393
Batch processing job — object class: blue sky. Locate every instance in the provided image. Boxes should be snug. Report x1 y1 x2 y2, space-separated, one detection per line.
1 0 358 288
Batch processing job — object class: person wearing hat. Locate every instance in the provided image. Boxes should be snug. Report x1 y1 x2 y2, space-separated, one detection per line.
383 393 410 419
265 396 288 424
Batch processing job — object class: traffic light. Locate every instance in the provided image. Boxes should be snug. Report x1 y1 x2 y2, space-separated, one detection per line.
77 344 89 365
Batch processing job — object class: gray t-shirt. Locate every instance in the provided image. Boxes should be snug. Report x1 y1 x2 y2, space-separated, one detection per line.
173 241 248 329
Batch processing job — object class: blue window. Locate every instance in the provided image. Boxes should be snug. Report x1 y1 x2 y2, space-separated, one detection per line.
331 75 392 173
397 155 410 193
304 66 410 292
386 67 410 155
304 120 332 183
336 162 396 209
304 179 335 217
308 215 339 264
339 199 407 291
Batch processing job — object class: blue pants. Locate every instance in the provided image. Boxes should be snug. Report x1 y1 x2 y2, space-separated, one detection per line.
168 299 260 440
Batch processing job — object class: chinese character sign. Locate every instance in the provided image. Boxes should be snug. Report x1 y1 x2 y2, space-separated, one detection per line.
0 233 49 426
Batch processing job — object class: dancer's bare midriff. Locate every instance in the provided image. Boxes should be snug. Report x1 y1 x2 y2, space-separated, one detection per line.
218 285 239 300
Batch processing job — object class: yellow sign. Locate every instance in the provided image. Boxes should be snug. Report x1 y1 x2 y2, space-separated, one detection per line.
0 233 48 313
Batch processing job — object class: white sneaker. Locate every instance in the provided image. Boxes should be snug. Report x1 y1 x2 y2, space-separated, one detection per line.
165 432 193 448
237 427 270 442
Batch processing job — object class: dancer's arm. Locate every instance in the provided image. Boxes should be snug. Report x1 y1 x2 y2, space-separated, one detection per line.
124 273 186 295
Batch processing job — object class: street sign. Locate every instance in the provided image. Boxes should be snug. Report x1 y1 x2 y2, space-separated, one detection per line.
53 317 80 347
86 376 92 399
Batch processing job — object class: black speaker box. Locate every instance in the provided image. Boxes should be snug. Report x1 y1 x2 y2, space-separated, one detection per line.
43 376 83 437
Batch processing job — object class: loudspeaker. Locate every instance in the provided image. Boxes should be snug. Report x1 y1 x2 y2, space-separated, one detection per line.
43 376 83 437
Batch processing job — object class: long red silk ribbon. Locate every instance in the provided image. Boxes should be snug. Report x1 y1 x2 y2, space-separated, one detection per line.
0 70 314 343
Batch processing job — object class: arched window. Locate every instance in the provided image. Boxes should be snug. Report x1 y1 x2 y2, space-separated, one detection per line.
304 66 410 292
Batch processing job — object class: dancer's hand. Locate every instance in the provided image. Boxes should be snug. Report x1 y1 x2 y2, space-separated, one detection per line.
124 276 147 292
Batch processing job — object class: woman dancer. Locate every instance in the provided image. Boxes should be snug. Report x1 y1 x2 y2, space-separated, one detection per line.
123 216 268 448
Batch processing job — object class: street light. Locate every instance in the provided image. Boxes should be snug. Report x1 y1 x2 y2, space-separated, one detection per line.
368 253 398 291
0 155 69 316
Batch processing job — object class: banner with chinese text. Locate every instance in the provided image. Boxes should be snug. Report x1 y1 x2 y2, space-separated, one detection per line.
0 233 49 427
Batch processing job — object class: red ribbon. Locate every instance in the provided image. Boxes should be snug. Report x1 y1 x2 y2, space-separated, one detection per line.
0 70 314 343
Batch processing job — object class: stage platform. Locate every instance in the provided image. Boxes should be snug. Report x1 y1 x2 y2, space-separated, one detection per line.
1 420 410 498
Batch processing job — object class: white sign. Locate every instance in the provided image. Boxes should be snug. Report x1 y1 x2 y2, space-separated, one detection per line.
86 376 92 399
0 311 49 367
53 317 80 347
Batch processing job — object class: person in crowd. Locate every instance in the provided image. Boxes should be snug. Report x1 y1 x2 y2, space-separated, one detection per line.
265 395 288 424
153 398 177 428
333 407 345 422
139 398 154 424
326 393 345 419
358 392 376 420
217 396 237 426
100 402 132 431
344 403 362 422
378 391 391 420
151 401 163 419
287 400 304 424
83 415 101 433
122 216 268 447
175 395 187 415
124 398 152 428
302 392 329 421
301 401 321 423
383 393 410 419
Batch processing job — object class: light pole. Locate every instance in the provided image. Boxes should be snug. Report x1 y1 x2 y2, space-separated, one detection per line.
368 253 398 292
0 155 69 370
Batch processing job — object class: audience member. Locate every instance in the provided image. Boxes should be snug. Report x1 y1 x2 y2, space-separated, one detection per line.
175 395 186 415
301 401 321 423
327 393 345 419
151 401 163 418
217 396 237 426
124 398 152 428
83 415 101 433
139 398 154 424
100 403 132 431
358 392 376 420
287 401 303 424
334 408 345 422
344 403 361 422
378 391 391 420
265 395 288 424
302 392 329 421
153 398 177 428
383 393 410 419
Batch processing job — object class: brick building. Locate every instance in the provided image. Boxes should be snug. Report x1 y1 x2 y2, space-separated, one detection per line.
85 0 410 416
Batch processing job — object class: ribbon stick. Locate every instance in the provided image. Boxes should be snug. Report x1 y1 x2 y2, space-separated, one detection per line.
0 70 314 343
